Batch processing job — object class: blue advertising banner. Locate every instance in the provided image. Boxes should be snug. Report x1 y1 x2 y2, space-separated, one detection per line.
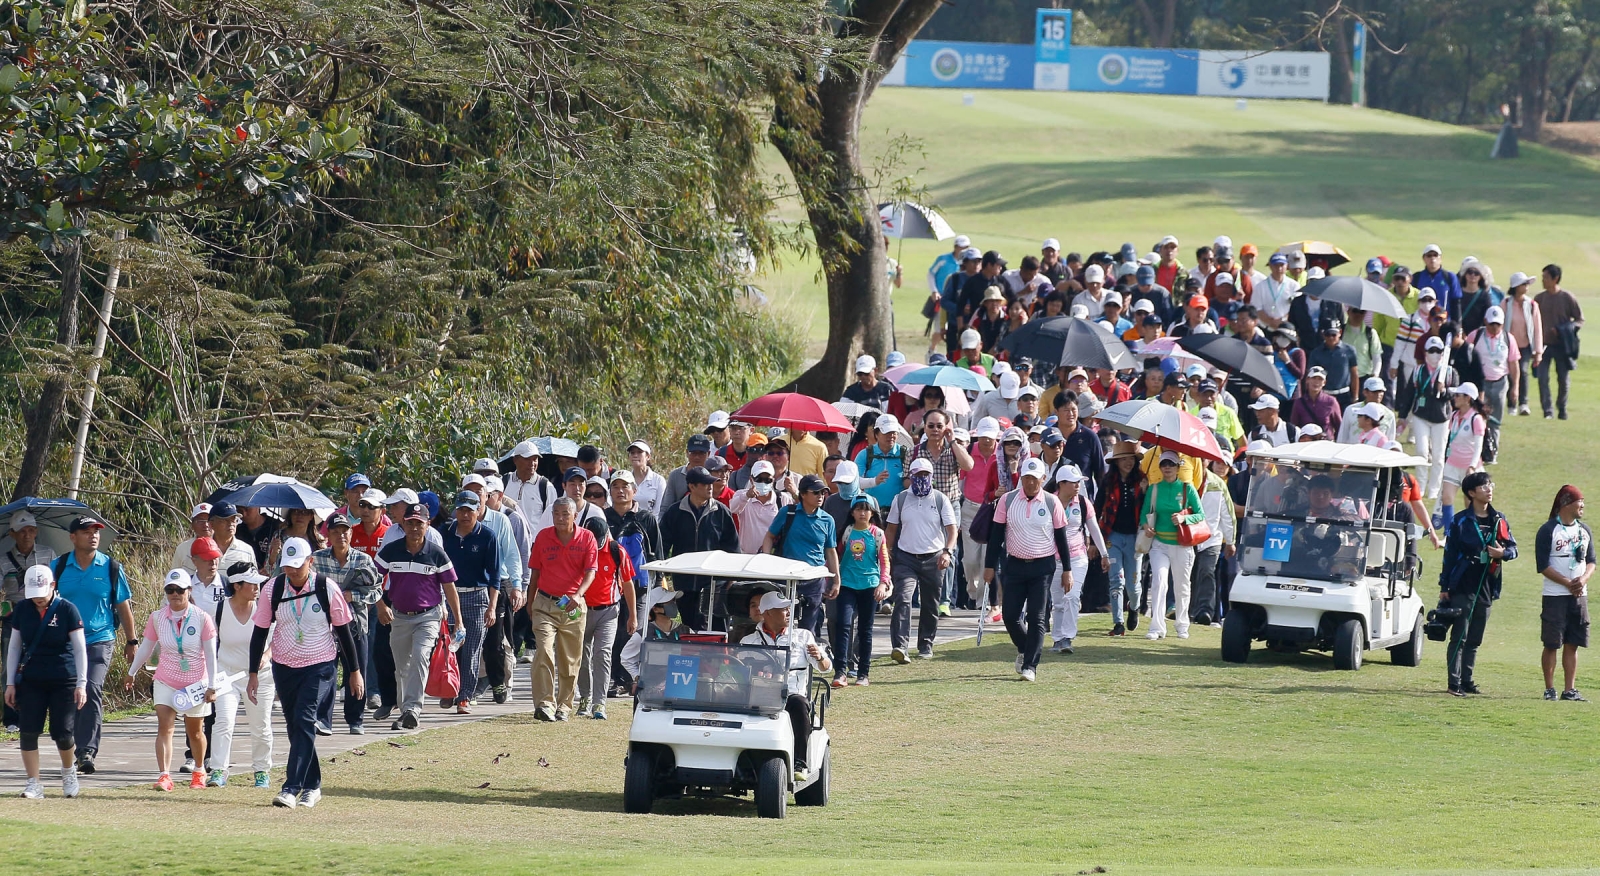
1263 522 1295 563
890 40 1037 90
664 654 700 699
1068 46 1199 94
1033 8 1072 91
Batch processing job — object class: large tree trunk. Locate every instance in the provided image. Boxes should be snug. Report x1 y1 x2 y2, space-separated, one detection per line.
769 0 943 400
1518 5 1556 141
12 237 83 500
1560 34 1597 123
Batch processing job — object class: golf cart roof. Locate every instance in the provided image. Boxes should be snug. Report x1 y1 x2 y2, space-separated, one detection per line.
1246 439 1426 469
643 550 832 582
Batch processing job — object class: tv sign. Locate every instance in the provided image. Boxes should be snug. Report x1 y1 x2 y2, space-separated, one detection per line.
1263 522 1294 563
665 654 700 699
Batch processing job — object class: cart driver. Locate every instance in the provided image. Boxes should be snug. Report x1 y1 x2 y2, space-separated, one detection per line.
1296 475 1360 574
741 591 831 783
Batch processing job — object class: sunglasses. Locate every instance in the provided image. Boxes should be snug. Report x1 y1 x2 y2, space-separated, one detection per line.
164 585 188 595
754 476 774 483
584 491 607 500
767 449 788 457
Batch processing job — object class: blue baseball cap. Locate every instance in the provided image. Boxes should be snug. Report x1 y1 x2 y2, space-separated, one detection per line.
1040 428 1065 447
1268 252 1288 266
563 466 587 483
1365 257 1384 275
343 473 371 491
1135 264 1155 284
210 501 239 519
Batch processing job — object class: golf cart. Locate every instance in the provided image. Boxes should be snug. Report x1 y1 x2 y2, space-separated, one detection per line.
625 551 833 819
1223 441 1429 671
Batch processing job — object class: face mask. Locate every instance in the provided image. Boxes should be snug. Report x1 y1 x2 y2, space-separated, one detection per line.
838 480 860 499
1029 441 1043 457
1425 352 1443 367
911 474 932 498
753 482 773 497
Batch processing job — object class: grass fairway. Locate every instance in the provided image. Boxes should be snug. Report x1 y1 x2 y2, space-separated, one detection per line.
762 89 1600 354
6 90 1600 875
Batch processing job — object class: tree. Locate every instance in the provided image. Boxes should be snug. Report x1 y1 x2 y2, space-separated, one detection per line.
1 0 368 500
768 0 944 399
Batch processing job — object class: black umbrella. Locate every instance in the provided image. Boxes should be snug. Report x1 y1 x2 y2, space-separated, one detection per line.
995 316 1135 371
1176 333 1287 397
1298 275 1406 319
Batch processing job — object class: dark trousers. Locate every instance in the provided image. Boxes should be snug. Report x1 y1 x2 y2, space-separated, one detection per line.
1515 345 1534 408
795 581 826 639
1216 550 1239 619
832 587 878 679
890 549 943 654
74 640 113 758
16 678 76 751
1446 590 1492 690
784 693 812 770
1537 354 1572 416
677 587 707 632
372 618 399 709
1189 545 1222 622
342 603 372 726
1 615 15 727
482 593 514 695
273 658 337 794
1001 557 1052 671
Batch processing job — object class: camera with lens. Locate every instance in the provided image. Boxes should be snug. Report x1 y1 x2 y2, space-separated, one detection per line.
1424 604 1466 641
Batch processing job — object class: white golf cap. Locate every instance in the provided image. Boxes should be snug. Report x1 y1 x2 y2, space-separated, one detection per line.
758 591 792 612
1250 395 1280 411
1416 288 1437 302
1002 426 1028 443
608 469 635 485
1055 463 1086 484
1158 450 1181 465
1159 234 1179 247
512 439 541 458
952 427 970 442
909 458 934 475
830 460 858 483
1245 439 1272 454
1359 402 1389 421
1103 290 1123 307
999 372 1021 400
973 417 1001 439
854 354 876 374
1019 458 1047 480
1041 238 1060 251
22 565 54 599
387 488 419 506
1084 264 1105 284
188 503 212 521
279 537 313 569
1299 424 1324 437
953 235 971 248
1485 306 1505 324
1197 407 1219 426
959 328 982 349
1422 243 1442 256
1132 298 1155 314
164 568 194 590
1363 376 1387 392
9 511 38 531
875 413 901 433
1306 267 1325 279
1452 382 1479 399
483 475 505 493
752 460 777 478
705 410 731 430
1508 271 1534 288
360 487 388 506
1424 336 1446 351
645 586 680 612
471 457 497 473
1289 251 1307 266
992 360 1012 378
1214 235 1232 250
461 473 487 489
1213 272 1234 286
627 439 652 455
1070 304 1090 319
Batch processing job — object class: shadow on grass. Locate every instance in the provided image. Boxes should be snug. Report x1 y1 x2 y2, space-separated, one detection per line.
324 784 770 818
932 130 1600 221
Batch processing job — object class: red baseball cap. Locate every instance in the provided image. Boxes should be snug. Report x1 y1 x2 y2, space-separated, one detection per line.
189 537 222 560
1188 294 1209 309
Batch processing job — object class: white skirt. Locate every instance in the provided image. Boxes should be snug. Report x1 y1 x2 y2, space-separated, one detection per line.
154 679 213 718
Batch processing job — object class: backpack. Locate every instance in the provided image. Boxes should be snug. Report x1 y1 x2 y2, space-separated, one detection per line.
861 445 904 479
771 505 801 557
269 572 331 623
52 553 122 609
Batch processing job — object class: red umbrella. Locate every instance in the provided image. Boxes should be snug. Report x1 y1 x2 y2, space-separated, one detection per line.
732 393 855 433
1095 400 1228 464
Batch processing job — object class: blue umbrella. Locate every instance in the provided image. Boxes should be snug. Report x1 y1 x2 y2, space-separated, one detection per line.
211 478 336 512
896 365 996 393
0 497 117 556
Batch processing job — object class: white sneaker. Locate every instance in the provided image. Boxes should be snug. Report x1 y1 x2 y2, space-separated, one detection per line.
62 767 80 798
1145 631 1161 640
21 778 44 799
181 756 195 773
1177 630 1190 639
273 790 298 808
1020 668 1036 682
298 788 321 808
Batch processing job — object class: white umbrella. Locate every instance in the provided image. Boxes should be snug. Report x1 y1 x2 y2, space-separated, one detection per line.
878 202 956 241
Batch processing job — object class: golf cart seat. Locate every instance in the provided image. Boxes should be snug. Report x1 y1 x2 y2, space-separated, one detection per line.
1365 527 1405 576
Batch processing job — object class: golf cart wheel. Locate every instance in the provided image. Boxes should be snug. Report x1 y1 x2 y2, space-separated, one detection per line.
794 747 829 807
623 746 656 814
1389 615 1425 667
754 755 788 819
1332 619 1363 671
1220 611 1251 664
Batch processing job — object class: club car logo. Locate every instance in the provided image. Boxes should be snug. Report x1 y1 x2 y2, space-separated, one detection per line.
931 48 963 81
1220 61 1249 90
1097 53 1128 86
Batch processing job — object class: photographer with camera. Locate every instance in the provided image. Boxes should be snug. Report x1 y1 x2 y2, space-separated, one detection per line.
1436 471 1517 696
1535 485 1593 702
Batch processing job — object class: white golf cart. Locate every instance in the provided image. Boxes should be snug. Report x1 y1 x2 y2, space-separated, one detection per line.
625 551 833 819
1223 441 1430 671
